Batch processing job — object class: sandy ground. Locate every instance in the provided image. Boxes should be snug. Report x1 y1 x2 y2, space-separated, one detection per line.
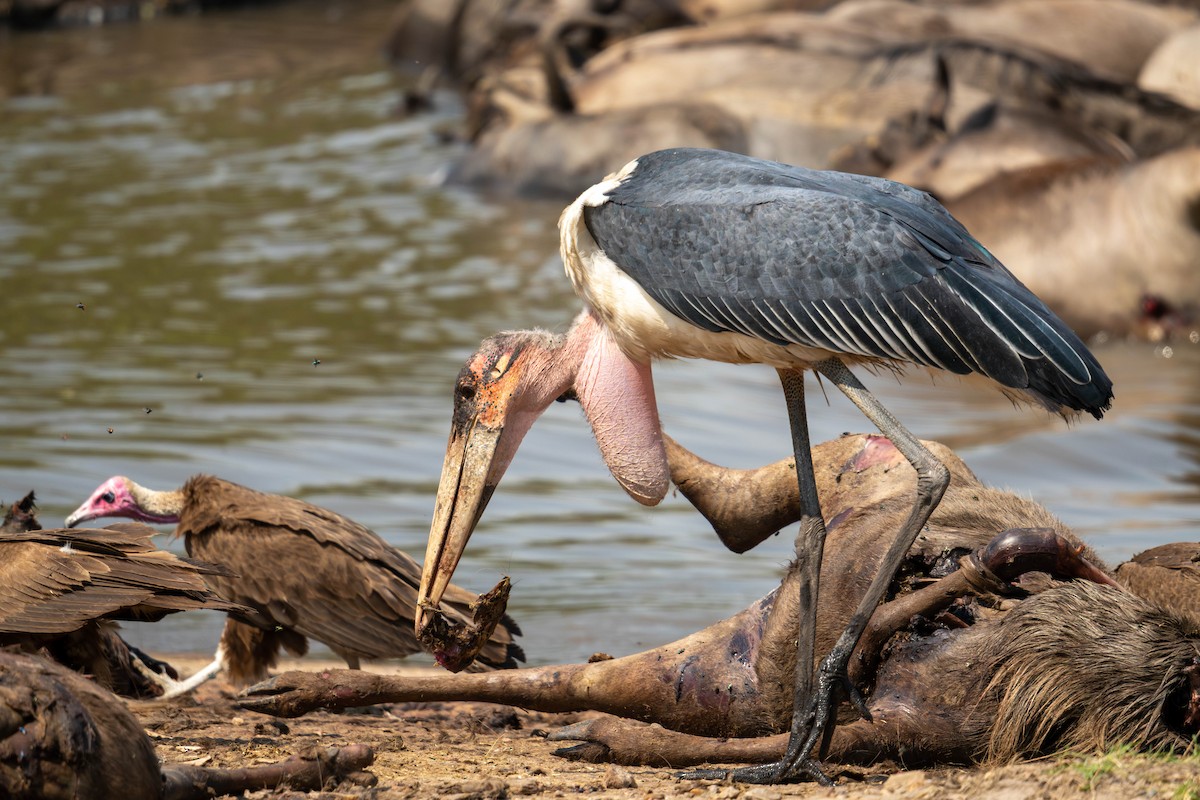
130 656 1200 800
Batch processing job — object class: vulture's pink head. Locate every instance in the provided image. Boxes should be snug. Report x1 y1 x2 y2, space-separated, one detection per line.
65 476 181 528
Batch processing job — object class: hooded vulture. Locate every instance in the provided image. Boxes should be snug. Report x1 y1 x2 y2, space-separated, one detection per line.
65 474 524 692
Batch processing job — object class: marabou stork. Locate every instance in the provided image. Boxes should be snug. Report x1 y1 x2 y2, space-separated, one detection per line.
414 147 1113 784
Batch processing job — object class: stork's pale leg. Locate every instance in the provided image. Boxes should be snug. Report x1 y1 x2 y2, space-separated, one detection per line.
692 360 951 784
773 368 835 782
699 368 833 784
789 358 950 764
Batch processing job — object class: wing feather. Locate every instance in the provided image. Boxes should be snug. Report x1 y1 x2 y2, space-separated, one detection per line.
855 296 919 363
180 480 523 669
580 148 1112 417
0 526 240 638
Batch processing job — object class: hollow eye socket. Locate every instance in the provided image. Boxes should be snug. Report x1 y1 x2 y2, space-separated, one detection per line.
1162 658 1200 738
101 491 115 504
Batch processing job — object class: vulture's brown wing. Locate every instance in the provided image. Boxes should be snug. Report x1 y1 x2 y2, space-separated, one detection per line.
0 526 243 636
182 476 423 573
183 521 426 659
179 476 523 668
1115 543 1200 631
0 541 141 634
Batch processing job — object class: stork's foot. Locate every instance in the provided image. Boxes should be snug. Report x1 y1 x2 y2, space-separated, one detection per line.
681 758 833 786
679 699 834 785
773 646 864 783
681 654 857 784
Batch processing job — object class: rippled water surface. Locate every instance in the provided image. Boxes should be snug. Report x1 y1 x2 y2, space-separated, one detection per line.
2 2 1199 666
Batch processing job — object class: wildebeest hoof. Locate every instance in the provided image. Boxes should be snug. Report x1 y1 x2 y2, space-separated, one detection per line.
239 670 336 717
549 719 628 763
549 718 686 766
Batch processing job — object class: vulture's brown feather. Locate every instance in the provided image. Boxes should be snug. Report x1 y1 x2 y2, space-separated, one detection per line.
176 476 524 678
1114 542 1200 632
0 491 39 534
0 522 245 695
0 528 240 631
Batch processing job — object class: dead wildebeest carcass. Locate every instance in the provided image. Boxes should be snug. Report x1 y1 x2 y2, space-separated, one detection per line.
240 433 1200 773
0 650 376 800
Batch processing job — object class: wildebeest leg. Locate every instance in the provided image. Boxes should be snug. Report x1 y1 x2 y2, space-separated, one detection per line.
549 718 788 767
161 744 375 800
661 433 802 554
545 714 956 769
241 592 776 733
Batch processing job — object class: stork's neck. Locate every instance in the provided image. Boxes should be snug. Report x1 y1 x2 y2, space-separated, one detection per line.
127 480 184 523
529 311 598 405
566 310 669 506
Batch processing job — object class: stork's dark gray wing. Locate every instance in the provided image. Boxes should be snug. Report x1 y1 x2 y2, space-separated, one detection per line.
584 148 1112 418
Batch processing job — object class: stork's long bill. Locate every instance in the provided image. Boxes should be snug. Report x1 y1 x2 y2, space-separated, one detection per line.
414 312 670 639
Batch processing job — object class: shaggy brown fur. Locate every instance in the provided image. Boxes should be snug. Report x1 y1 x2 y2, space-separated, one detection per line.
0 650 162 800
221 618 310 686
973 581 1200 761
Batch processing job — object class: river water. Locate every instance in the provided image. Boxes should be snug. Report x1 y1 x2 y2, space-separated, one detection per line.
2 0 1199 667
